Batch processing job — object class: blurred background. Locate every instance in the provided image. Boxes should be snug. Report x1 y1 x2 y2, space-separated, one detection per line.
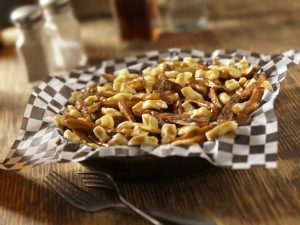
1 0 300 66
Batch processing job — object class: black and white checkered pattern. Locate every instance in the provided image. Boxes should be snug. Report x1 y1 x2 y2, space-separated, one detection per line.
0 48 296 170
280 48 300 64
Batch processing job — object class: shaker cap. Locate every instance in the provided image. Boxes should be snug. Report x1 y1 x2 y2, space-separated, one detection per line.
11 5 43 27
39 0 70 13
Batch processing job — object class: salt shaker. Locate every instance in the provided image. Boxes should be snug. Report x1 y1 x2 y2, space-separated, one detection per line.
11 5 53 83
39 0 87 70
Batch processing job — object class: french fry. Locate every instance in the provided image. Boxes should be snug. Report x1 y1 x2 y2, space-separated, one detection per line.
58 56 265 149
160 91 179 104
104 128 133 137
218 69 230 79
153 112 209 127
188 99 214 109
208 88 222 108
132 109 152 117
191 84 208 96
86 102 101 114
236 87 264 124
73 129 94 143
162 79 183 92
217 94 240 122
127 77 144 92
173 97 183 114
98 90 118 98
153 75 168 92
172 129 199 142
101 99 138 109
199 123 217 133
205 121 238 141
173 124 215 139
65 118 95 131
132 93 160 101
172 135 205 145
75 100 84 111
239 74 266 99
195 78 230 93
118 100 136 122
101 73 116 82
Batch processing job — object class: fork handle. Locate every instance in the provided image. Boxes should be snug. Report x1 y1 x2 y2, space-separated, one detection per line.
119 196 163 225
144 210 215 225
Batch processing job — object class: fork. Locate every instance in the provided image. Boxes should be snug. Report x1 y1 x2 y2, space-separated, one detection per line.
45 171 163 224
45 172 214 225
45 172 125 211
78 171 215 225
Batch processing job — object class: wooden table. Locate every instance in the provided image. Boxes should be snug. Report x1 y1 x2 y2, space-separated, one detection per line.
1 1 300 224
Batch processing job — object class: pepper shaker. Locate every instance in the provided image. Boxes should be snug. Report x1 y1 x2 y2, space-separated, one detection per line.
39 0 87 71
11 5 53 83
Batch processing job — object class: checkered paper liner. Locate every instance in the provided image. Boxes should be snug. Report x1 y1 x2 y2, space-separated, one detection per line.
1 48 297 170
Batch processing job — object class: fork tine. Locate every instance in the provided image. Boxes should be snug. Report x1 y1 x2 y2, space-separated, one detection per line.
82 181 114 189
45 177 86 207
48 172 93 202
46 174 88 204
77 172 115 190
45 178 99 212
78 172 115 185
78 171 120 193
52 172 94 197
78 171 114 182
81 178 114 189
78 171 109 176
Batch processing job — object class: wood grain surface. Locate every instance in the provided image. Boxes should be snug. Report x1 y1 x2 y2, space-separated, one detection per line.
1 1 300 224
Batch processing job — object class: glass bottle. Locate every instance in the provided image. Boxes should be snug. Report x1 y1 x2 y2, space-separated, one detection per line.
11 5 53 83
39 0 87 71
164 0 208 32
112 0 160 42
